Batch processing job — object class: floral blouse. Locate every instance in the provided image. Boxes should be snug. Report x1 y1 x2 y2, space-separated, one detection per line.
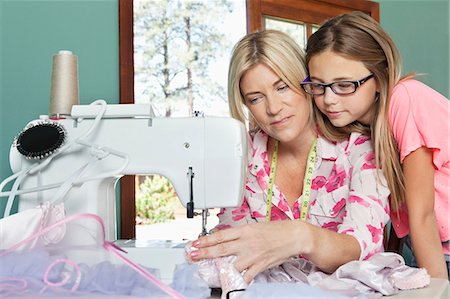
216 130 390 260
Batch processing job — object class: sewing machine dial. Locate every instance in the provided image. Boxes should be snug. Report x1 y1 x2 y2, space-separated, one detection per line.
13 121 66 160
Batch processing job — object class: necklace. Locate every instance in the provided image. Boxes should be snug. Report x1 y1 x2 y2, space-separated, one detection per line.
265 138 317 222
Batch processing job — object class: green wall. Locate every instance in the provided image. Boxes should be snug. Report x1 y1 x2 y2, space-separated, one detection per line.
0 0 118 215
378 0 449 98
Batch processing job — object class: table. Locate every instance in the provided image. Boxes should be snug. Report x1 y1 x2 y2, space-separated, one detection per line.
208 279 449 298
387 278 449 298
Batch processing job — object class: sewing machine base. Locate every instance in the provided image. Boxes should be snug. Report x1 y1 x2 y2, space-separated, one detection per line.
114 239 188 283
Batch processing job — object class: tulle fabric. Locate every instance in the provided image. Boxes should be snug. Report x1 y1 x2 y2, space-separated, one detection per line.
0 204 211 299
0 249 169 298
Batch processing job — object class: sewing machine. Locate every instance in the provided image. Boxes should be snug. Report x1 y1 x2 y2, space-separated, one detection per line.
6 101 247 282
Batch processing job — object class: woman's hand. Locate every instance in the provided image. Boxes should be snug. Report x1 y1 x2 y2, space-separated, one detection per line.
188 220 305 283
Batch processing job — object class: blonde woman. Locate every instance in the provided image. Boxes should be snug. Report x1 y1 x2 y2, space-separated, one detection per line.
301 11 449 279
189 30 390 283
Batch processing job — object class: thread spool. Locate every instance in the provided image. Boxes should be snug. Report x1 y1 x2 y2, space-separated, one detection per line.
49 50 79 117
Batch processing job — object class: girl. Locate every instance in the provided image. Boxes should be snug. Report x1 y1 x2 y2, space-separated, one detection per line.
301 11 449 279
189 30 390 283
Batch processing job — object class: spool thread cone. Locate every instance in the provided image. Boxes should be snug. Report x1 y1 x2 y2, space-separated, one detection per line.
49 50 79 116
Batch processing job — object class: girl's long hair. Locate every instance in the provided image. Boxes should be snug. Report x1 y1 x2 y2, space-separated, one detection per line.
305 11 405 211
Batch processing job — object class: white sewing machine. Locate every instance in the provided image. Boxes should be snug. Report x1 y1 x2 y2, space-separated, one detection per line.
5 101 247 282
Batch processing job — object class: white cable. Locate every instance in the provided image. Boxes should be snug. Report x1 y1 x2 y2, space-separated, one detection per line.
0 171 24 194
3 170 28 217
28 99 108 175
0 100 109 214
0 146 129 198
49 157 98 204
48 140 130 205
75 141 130 181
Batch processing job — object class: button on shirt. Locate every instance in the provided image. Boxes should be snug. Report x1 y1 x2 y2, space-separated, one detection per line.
216 130 390 260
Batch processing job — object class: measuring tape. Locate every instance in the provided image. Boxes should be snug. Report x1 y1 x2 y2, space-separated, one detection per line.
266 138 317 222
265 140 279 222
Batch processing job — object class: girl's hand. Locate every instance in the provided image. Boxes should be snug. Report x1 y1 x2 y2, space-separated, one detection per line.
188 220 304 283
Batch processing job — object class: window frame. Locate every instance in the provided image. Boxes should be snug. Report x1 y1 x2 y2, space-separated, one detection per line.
247 0 379 38
118 0 379 239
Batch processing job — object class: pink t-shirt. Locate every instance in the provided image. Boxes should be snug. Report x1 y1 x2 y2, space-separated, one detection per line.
388 79 450 254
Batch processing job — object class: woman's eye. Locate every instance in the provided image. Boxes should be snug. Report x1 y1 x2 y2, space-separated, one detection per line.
248 96 263 104
277 85 289 92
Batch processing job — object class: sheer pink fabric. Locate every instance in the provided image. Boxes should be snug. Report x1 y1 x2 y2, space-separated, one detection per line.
186 240 430 299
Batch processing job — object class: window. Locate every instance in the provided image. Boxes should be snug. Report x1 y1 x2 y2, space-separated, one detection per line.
248 0 378 48
118 0 379 239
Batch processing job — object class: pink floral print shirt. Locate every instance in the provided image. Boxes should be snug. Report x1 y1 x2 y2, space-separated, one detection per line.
216 130 390 260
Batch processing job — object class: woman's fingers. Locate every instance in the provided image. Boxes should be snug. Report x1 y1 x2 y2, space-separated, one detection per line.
190 237 241 260
241 260 269 283
241 267 258 284
232 253 254 273
193 227 239 248
188 222 297 283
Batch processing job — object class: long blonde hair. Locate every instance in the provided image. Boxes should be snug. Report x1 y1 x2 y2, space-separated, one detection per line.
228 30 312 130
305 11 405 211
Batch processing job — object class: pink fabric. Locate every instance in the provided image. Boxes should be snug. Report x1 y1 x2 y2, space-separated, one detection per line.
188 248 430 299
388 79 450 254
217 130 390 260
185 243 246 299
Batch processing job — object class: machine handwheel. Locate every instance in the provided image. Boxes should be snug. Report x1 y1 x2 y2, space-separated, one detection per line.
14 121 66 160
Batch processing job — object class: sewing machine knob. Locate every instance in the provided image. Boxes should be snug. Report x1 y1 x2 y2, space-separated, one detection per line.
13 121 66 160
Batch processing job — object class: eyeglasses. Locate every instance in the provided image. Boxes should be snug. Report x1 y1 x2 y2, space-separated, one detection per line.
301 74 374 95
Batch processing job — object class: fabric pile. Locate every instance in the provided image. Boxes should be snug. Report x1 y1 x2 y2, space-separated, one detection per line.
185 242 430 299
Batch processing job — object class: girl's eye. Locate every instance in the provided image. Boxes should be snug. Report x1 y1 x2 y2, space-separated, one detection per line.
336 82 353 88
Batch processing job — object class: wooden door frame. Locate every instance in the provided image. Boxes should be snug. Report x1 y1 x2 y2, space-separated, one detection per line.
119 0 135 239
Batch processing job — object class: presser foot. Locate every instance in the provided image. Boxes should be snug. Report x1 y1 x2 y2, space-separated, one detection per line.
201 209 209 236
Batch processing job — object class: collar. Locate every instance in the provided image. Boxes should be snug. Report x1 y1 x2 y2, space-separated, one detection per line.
317 135 338 161
248 130 342 177
247 130 364 176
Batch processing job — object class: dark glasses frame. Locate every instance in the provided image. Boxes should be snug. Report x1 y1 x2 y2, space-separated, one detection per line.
300 74 374 95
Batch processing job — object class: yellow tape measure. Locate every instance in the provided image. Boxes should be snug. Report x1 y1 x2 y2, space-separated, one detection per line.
300 138 317 221
265 140 279 222
266 138 317 222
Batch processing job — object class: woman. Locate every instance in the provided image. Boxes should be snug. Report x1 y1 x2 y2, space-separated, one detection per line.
188 30 390 283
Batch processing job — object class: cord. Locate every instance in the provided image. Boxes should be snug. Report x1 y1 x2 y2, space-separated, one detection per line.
0 100 129 217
